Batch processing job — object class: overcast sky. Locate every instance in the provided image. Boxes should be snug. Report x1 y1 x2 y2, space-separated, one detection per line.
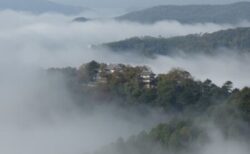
50 0 250 8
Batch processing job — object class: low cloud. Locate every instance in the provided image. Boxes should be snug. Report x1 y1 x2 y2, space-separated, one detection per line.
0 10 250 154
0 10 249 87
143 51 250 88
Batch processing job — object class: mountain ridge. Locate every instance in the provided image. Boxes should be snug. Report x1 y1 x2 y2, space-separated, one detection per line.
115 1 250 24
103 27 250 56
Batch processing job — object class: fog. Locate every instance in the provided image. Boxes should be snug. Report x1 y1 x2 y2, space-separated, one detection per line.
0 10 250 154
144 52 250 88
96 122 250 154
0 63 168 154
1 10 250 87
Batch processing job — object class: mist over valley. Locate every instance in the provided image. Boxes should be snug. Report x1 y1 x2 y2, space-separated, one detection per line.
0 1 250 154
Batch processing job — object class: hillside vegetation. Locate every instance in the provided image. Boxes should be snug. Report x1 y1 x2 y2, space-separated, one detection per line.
103 27 250 56
49 61 250 153
116 2 250 24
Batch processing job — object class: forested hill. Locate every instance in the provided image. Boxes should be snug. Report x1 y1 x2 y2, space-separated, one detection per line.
116 2 250 24
103 27 250 56
50 61 250 154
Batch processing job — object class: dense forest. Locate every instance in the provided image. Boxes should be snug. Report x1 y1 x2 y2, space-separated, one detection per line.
116 2 250 24
48 61 250 154
103 27 250 56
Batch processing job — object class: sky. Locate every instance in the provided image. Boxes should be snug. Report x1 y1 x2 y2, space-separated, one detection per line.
50 0 250 8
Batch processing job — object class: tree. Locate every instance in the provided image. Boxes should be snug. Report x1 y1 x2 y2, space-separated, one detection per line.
232 87 250 120
78 60 100 82
222 81 233 92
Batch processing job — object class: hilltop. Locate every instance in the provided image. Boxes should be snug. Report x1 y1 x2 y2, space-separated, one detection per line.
116 2 250 24
103 27 250 56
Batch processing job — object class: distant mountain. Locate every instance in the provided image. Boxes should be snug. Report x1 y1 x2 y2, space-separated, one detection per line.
116 2 250 24
0 0 86 14
103 27 250 56
73 17 90 22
